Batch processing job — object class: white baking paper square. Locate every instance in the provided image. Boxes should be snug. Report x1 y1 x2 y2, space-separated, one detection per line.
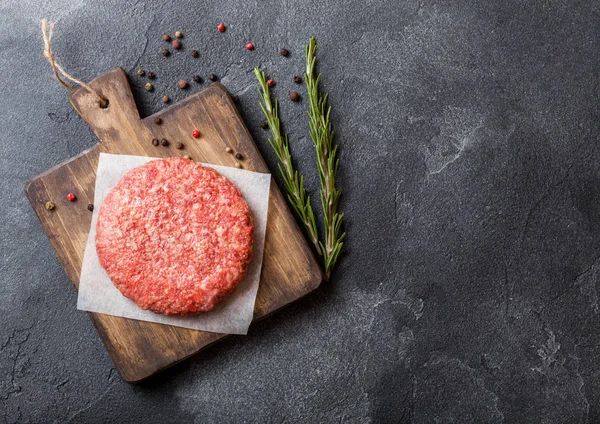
77 153 270 335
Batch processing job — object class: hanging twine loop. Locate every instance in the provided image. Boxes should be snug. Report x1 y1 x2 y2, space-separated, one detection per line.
41 19 109 108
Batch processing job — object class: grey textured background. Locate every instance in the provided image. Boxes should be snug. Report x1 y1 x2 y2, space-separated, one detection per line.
1 0 599 422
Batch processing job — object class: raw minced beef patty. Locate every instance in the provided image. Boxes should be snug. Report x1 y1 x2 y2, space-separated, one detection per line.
96 157 253 315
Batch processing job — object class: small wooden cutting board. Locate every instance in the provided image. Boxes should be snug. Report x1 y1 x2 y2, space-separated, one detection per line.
25 68 322 383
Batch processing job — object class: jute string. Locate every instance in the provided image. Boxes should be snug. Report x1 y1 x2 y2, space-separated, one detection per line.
41 19 109 108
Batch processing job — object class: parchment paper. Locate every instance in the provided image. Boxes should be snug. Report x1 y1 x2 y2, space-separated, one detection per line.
77 153 271 335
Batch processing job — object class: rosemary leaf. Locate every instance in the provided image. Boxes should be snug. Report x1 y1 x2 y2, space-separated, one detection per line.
305 36 345 281
253 67 322 257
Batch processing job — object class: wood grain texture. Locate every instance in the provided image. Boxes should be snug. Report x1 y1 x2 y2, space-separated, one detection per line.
24 68 322 383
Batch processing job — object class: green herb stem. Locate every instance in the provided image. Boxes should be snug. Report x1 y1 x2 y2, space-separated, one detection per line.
305 36 345 281
254 67 323 257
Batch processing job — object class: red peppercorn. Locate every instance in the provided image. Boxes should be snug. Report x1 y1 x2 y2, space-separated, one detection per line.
217 23 226 32
267 79 275 88
172 39 182 49
192 130 201 138
67 193 76 201
245 43 254 51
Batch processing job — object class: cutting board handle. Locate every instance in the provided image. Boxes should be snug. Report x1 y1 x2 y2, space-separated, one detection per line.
69 68 143 152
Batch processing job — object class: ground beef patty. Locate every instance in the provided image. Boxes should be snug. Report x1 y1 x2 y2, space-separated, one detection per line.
96 157 253 315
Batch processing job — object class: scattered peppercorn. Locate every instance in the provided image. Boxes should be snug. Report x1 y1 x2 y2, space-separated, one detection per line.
145 82 153 91
267 79 276 88
161 49 170 57
280 48 289 57
225 147 233 154
217 23 226 32
235 162 242 168
178 79 189 89
175 31 183 38
161 138 169 146
259 121 269 129
162 95 170 103
152 138 159 146
235 153 244 160
175 142 184 149
191 50 199 58
231 95 239 103
208 73 218 81
67 193 76 201
147 72 155 79
192 130 201 138
172 39 182 49
183 155 191 159
245 43 254 51
87 203 94 212
289 91 300 102
136 68 145 76
45 201 55 210
162 34 171 42
293 75 302 84
154 117 162 125
193 75 202 83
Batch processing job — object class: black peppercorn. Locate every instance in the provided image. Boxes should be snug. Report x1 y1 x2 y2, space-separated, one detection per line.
154 117 162 125
175 142 184 150
208 73 218 81
289 91 300 102
191 50 199 58
152 138 159 146
280 48 289 57
293 75 302 84
259 121 269 129
161 138 169 146
235 153 244 160
161 49 170 57
193 75 202 83
87 203 94 212
147 72 155 80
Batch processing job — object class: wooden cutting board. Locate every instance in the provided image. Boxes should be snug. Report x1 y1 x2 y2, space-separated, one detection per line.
25 68 322 383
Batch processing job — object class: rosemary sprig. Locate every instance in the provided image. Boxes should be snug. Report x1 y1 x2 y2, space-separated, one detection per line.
305 36 345 281
253 67 322 257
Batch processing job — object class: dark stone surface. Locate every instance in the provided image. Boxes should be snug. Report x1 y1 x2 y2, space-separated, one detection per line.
1 0 599 422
